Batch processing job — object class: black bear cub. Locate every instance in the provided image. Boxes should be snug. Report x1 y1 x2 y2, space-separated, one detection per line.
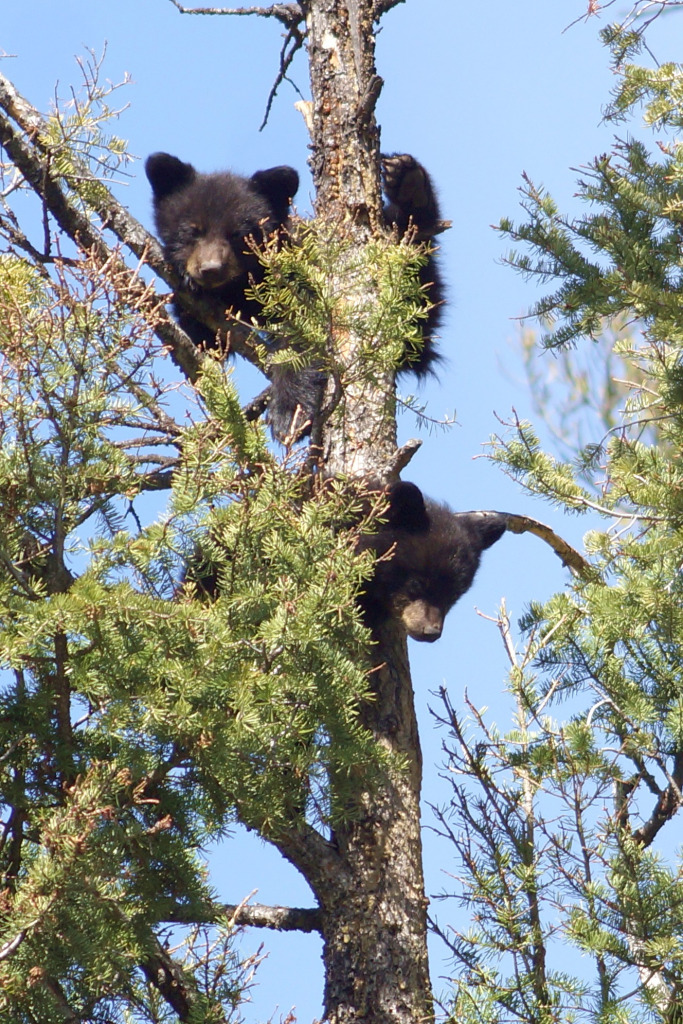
145 152 299 347
358 482 507 642
146 152 444 440
183 482 505 644
266 154 445 440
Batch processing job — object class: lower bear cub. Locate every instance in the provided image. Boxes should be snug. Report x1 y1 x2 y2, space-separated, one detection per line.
358 482 507 642
146 152 444 440
185 482 506 644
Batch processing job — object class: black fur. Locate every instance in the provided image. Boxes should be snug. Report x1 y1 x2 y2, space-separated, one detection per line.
267 154 445 440
182 481 504 645
358 482 506 643
145 152 299 347
146 152 444 442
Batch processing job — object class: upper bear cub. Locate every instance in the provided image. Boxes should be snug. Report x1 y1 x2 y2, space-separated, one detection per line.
146 152 444 439
145 152 299 347
358 482 507 642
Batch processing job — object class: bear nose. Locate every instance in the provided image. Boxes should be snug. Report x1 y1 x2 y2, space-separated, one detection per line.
410 623 442 643
421 625 442 642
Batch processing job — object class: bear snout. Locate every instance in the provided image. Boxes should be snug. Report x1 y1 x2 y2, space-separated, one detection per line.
186 240 242 288
401 600 444 643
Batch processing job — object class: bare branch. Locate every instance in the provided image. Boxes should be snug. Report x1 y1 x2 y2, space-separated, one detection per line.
503 511 598 581
169 900 322 932
168 0 304 27
259 21 306 131
224 901 322 932
632 751 683 847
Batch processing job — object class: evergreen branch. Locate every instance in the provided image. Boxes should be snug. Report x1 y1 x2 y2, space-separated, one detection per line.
0 71 263 378
0 89 201 381
501 512 598 581
26 970 80 1023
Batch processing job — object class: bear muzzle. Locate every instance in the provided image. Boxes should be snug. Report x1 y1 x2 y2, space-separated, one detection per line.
401 600 444 643
186 240 243 289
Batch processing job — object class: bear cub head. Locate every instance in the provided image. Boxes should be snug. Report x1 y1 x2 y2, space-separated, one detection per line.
358 482 507 642
145 153 299 342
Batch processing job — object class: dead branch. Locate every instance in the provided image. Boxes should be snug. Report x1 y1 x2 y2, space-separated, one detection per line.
222 901 322 932
502 511 598 581
168 0 304 27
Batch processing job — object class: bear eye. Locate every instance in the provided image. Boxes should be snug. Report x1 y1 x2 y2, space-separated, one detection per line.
404 578 425 600
182 224 202 242
239 221 262 240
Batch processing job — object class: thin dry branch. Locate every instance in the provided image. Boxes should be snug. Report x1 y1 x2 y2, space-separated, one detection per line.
168 0 304 26
502 511 598 581
259 21 306 131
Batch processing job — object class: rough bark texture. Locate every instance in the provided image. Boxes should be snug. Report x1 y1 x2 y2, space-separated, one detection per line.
279 3 434 1021
304 0 399 481
321 628 432 1024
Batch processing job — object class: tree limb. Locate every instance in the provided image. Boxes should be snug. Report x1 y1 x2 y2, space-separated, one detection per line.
502 511 598 581
632 750 683 847
373 0 406 19
168 0 304 26
169 900 322 933
0 70 263 382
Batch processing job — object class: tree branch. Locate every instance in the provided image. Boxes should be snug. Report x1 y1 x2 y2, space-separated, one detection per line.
139 936 201 1022
502 511 598 581
267 822 342 899
168 0 304 27
373 0 406 19
632 750 683 847
0 70 264 382
225 901 322 932
169 900 322 932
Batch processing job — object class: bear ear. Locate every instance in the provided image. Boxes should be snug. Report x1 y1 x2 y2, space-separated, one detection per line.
145 153 196 200
459 511 508 552
387 481 430 533
250 166 300 218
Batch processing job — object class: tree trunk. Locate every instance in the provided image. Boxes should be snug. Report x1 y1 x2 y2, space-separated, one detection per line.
291 2 433 1020
320 626 432 1024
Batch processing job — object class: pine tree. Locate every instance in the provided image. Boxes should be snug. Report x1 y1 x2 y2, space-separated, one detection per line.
435 14 683 1023
0 4 435 1021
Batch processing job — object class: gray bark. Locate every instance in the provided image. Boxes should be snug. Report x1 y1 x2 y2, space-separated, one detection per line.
284 3 434 1020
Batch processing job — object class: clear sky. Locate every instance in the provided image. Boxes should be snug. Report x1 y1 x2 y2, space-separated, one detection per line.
3 2 683 1020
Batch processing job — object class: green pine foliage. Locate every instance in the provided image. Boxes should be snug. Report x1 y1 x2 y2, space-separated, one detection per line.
0 230 388 1018
249 220 432 389
439 23 683 1024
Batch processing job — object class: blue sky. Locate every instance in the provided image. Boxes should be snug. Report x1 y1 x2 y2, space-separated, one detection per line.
3 2 683 1020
